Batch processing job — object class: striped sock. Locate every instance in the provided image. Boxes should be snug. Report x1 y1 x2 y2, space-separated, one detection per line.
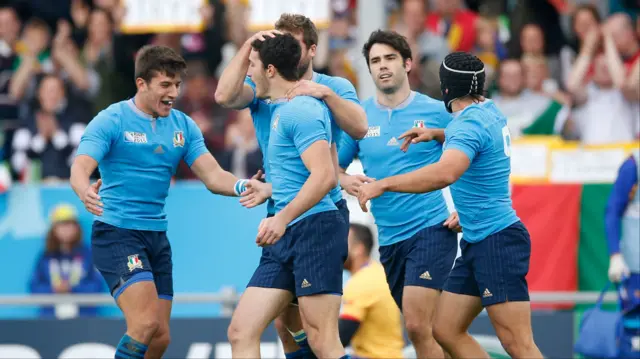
289 330 317 359
114 334 148 359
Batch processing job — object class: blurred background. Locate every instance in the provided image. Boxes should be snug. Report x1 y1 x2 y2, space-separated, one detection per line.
0 0 638 358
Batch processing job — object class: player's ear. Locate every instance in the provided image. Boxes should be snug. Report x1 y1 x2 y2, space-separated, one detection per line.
404 58 412 73
266 64 276 79
309 44 317 57
135 77 146 91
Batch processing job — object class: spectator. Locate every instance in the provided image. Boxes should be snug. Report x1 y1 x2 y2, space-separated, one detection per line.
11 75 86 181
29 204 103 318
472 16 507 85
220 109 261 179
492 59 567 137
520 23 563 83
9 17 54 102
0 5 22 121
560 3 602 87
604 13 640 70
566 26 638 144
521 54 568 105
425 0 478 53
80 8 128 116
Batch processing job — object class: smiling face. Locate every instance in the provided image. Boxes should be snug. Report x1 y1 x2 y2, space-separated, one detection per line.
248 49 272 99
136 72 181 118
368 43 411 94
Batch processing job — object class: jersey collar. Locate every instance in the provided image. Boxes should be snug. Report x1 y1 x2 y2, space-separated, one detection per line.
374 91 416 111
127 99 156 120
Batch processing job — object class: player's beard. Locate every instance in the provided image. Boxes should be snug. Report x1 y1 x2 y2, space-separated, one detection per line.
297 58 312 79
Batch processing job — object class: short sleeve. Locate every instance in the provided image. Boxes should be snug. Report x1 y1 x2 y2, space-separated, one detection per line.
75 111 118 163
284 101 330 154
338 134 359 169
328 76 360 105
443 115 487 162
240 76 259 111
183 115 209 167
340 276 377 322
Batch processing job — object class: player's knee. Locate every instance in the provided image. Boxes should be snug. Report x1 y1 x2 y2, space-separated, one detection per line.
151 327 171 352
227 319 259 346
498 333 536 358
131 316 160 340
432 320 456 348
405 315 433 341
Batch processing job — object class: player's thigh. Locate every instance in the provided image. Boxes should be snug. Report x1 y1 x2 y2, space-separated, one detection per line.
117 281 161 331
91 221 155 300
471 221 531 307
148 231 174 300
229 287 293 338
485 301 535 349
433 291 483 338
378 241 407 310
292 210 347 297
404 223 458 292
298 293 342 333
402 285 441 330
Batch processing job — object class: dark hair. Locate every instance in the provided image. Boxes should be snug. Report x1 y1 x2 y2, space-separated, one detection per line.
45 221 82 254
134 45 187 83
362 30 412 66
275 13 318 48
569 4 601 50
440 52 486 97
24 17 50 34
251 33 301 82
349 223 374 255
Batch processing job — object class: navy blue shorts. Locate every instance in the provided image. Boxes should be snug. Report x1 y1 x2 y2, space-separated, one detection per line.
379 222 458 310
444 221 531 307
91 221 173 301
248 210 348 297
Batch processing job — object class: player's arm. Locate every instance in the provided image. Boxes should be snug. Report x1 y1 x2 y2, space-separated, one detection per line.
378 149 470 193
277 108 337 225
604 156 638 256
190 153 245 196
215 31 280 109
287 78 367 139
71 112 116 215
323 78 367 139
184 115 245 196
337 134 374 196
278 140 336 224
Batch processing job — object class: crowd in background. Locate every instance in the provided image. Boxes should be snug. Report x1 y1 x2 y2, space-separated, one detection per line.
0 0 638 184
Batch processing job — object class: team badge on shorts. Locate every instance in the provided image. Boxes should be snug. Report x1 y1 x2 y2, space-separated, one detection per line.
173 131 185 147
413 120 425 128
127 254 143 272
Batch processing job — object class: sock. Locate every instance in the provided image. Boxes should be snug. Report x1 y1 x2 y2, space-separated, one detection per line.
285 349 306 359
289 330 317 359
114 334 148 359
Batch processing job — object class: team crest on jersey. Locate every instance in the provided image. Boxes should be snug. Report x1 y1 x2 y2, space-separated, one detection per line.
173 131 185 147
365 126 380 138
124 131 148 144
272 114 279 130
414 120 425 128
127 254 143 272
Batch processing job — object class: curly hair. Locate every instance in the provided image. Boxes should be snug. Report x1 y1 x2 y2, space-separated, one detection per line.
251 33 302 81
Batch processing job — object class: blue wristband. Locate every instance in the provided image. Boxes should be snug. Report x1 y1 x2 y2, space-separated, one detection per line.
234 179 248 196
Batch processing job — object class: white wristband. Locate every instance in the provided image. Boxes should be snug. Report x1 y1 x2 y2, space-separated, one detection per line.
234 179 248 196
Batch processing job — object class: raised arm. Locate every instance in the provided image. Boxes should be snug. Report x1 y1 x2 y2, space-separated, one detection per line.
567 29 600 106
215 31 281 109
601 26 627 90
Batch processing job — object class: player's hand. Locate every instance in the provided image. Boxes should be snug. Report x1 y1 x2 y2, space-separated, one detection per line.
82 179 103 216
340 173 375 197
245 30 283 46
256 215 287 246
608 253 630 283
357 182 385 212
399 128 436 152
285 80 331 100
443 211 462 233
239 180 272 208
251 169 265 181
